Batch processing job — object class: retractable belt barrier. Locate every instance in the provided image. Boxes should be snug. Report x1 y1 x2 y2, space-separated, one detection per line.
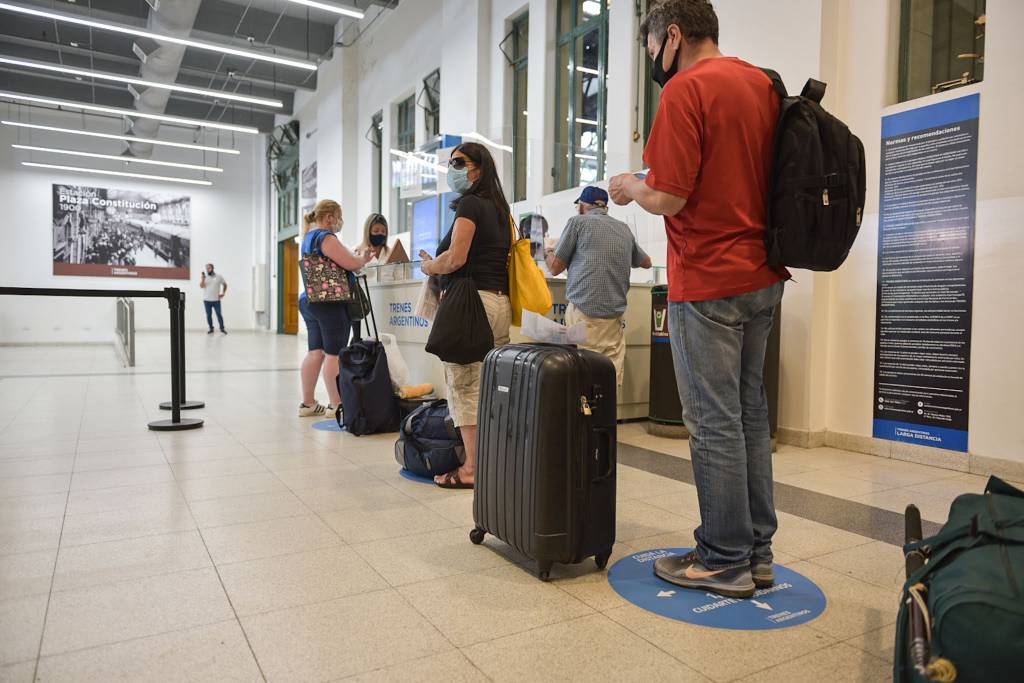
0 286 204 432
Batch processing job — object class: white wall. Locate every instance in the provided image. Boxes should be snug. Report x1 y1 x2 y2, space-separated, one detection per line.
0 106 259 342
823 0 1024 464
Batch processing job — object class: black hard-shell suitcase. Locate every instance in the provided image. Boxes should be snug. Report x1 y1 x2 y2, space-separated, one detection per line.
470 343 617 581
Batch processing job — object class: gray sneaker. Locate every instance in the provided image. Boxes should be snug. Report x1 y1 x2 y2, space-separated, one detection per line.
751 561 774 588
653 551 755 598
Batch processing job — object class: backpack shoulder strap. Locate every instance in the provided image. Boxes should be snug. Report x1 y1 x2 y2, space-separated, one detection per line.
801 78 827 104
760 68 788 98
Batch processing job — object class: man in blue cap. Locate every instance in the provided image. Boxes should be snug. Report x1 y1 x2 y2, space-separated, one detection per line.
546 186 652 386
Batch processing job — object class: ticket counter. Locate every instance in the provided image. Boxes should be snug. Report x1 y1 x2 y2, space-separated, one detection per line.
362 263 664 420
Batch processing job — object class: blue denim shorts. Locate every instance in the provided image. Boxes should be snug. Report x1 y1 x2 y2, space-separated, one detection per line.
299 297 351 355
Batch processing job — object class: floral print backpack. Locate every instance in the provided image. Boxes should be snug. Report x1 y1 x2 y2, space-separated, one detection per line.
300 230 353 303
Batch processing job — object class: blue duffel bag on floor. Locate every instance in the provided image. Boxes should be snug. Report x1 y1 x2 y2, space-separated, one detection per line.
394 399 464 478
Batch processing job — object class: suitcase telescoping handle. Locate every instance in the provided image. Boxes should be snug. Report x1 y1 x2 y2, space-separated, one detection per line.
904 504 932 679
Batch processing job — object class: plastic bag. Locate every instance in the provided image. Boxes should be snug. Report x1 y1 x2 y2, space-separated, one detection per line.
379 333 411 390
520 310 587 345
414 275 441 321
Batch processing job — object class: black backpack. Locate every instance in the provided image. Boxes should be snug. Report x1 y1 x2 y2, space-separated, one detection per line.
762 69 866 271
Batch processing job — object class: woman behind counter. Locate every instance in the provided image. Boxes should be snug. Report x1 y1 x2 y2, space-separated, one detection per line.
419 142 513 489
355 213 391 264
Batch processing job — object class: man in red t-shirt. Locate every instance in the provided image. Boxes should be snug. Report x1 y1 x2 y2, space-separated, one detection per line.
609 0 786 599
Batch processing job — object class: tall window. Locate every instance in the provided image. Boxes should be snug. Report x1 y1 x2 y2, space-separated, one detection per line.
554 0 608 191
899 0 986 102
393 96 418 235
420 69 441 138
507 13 529 203
396 95 416 152
368 110 383 213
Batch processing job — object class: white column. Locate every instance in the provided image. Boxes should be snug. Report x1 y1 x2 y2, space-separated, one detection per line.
525 0 554 204
605 0 641 175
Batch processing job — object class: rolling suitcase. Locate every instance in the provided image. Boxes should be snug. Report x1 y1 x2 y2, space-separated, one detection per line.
470 343 617 581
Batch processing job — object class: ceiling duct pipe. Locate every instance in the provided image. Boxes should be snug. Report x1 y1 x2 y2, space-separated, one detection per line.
128 0 203 158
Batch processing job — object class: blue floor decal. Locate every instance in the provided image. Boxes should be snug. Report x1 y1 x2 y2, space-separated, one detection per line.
312 419 344 432
399 468 435 484
608 548 827 630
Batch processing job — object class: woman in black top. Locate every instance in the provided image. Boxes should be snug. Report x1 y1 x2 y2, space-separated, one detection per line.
420 142 512 488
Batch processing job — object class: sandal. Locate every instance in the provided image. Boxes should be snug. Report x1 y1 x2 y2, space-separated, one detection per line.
436 470 473 489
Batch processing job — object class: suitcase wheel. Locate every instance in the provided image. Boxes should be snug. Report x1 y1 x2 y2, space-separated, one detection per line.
469 528 486 545
537 561 553 582
595 551 611 571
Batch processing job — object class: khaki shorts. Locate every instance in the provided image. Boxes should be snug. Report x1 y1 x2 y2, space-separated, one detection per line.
443 291 512 427
566 303 626 386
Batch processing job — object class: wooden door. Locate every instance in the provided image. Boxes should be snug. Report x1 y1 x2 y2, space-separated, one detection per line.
282 239 299 334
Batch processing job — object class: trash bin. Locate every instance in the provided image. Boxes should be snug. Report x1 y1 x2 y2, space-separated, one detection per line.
647 286 688 438
646 288 780 445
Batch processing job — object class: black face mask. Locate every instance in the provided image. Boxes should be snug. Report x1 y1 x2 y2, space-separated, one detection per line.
651 37 678 88
369 234 387 247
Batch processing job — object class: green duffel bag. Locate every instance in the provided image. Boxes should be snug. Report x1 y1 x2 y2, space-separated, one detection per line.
895 476 1024 682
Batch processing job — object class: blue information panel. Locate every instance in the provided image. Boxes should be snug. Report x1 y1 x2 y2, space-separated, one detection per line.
312 419 343 432
411 195 439 281
873 94 980 453
608 548 827 630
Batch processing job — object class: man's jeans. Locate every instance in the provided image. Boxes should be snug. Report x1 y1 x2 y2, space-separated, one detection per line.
668 281 784 569
204 300 225 331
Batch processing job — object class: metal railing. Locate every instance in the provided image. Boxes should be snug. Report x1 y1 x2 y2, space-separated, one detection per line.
115 297 136 367
0 286 204 432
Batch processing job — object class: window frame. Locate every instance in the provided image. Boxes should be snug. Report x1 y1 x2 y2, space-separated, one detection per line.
897 0 986 103
419 69 441 139
553 0 609 192
395 95 416 152
508 11 530 203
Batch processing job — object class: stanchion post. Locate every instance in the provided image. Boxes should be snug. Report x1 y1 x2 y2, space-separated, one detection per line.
149 287 203 431
160 290 204 411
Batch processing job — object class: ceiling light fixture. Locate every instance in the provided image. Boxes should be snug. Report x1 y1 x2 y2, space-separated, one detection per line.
22 161 213 186
0 56 283 108
1 120 241 155
0 91 259 134
284 0 365 19
389 148 447 174
12 144 223 173
459 132 513 154
0 1 317 71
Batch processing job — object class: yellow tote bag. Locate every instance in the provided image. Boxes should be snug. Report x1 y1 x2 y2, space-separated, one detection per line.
507 215 552 327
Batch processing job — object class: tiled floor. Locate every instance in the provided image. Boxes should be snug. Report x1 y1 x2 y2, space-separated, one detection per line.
0 332 1006 682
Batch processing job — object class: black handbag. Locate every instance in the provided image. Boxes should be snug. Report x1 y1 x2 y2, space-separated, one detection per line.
425 277 494 364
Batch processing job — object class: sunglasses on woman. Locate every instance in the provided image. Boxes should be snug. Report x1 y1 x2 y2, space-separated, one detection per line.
448 156 474 170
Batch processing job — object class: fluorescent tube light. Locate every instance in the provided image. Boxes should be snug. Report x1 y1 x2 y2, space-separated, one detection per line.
0 91 259 135
0 120 241 155
284 0 364 19
0 56 283 108
389 148 447 174
0 2 317 71
22 161 213 186
459 132 513 154
12 144 224 173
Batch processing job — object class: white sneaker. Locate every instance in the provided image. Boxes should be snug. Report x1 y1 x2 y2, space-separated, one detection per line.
298 402 327 418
